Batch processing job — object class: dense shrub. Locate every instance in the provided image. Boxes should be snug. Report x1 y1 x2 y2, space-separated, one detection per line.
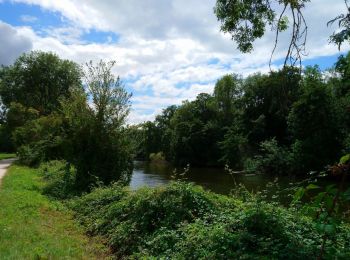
70 182 350 259
39 160 77 199
71 182 232 257
245 138 293 175
13 114 65 166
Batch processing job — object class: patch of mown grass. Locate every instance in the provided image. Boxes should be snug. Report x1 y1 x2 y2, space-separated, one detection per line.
0 164 110 259
0 153 16 160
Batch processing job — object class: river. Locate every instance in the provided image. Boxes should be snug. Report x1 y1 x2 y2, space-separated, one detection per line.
129 161 312 198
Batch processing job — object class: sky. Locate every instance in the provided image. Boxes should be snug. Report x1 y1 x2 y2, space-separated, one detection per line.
0 0 349 124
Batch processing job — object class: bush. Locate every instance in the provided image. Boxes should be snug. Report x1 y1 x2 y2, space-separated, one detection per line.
246 138 293 175
70 182 350 259
71 182 231 258
39 160 77 199
14 114 65 166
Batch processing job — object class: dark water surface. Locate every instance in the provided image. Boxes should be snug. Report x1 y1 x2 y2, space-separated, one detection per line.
130 161 308 196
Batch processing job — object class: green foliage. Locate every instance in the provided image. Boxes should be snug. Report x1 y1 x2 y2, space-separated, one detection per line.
0 51 81 115
13 114 65 166
292 156 350 259
242 67 301 145
214 0 276 52
169 94 222 166
137 62 349 176
71 181 350 259
213 74 242 124
288 66 342 172
61 61 133 190
71 182 229 258
39 160 77 199
247 138 293 175
219 124 247 168
328 3 350 49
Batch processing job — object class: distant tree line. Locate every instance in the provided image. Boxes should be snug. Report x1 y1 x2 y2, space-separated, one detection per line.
1 50 349 182
133 55 350 175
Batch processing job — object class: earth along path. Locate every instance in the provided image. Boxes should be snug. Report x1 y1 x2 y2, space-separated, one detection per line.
0 158 16 186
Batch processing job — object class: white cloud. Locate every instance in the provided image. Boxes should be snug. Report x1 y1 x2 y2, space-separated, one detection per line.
2 0 350 123
20 14 37 23
0 21 32 65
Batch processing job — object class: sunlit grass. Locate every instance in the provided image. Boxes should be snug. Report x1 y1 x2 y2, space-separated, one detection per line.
0 164 110 259
0 153 16 160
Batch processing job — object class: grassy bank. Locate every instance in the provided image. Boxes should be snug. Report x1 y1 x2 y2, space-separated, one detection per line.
0 153 16 160
0 164 109 259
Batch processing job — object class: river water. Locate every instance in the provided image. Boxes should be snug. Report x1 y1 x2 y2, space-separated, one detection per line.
129 161 308 196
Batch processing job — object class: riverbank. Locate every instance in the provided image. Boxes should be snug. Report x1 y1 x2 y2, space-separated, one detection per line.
1 161 349 259
0 164 110 259
70 180 350 259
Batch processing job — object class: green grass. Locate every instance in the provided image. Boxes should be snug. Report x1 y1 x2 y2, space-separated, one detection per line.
0 164 110 259
0 153 16 160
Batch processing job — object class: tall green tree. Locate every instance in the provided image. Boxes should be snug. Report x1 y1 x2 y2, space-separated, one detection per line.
213 74 242 125
288 66 342 172
242 67 301 145
62 61 133 190
0 51 81 115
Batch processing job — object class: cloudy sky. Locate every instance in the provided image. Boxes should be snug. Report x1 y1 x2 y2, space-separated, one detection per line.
0 0 349 123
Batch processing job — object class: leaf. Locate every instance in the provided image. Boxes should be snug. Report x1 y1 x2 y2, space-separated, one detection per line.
339 154 350 164
306 184 320 190
293 187 305 202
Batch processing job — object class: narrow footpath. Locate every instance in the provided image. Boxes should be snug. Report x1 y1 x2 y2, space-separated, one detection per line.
0 158 16 186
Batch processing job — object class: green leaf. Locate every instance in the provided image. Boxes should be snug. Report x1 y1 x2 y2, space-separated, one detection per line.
339 154 350 164
306 184 320 190
293 187 305 202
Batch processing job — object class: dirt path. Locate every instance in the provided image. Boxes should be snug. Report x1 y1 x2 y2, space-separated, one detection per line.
0 158 16 186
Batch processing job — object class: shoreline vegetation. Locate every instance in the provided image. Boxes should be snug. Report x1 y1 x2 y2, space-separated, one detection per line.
0 161 349 259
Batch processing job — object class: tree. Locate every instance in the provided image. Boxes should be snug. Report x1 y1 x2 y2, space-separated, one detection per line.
0 51 81 115
242 67 301 145
213 74 242 125
288 66 342 172
62 61 133 190
84 60 131 128
169 94 221 166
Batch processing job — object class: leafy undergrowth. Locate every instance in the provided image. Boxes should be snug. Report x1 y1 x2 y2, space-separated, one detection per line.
70 182 350 259
0 164 110 259
0 153 16 160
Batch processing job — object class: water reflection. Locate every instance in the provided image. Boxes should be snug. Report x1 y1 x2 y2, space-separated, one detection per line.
130 161 300 195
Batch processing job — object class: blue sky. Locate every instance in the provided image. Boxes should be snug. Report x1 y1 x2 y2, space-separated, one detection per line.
0 0 349 123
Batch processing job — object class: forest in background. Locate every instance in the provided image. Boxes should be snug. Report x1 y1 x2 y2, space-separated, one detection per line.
130 55 350 177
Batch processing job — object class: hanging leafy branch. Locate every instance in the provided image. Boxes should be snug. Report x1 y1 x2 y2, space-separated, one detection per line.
328 0 350 49
214 0 309 69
